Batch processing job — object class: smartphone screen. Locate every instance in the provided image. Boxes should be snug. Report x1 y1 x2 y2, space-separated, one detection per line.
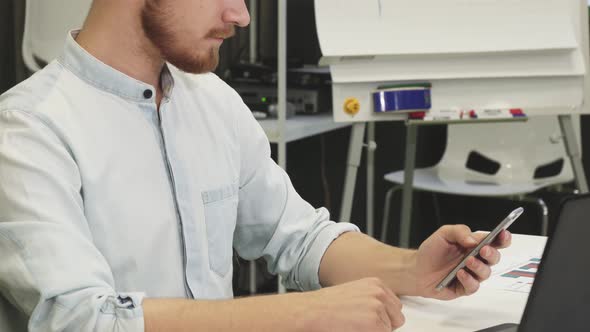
436 207 524 291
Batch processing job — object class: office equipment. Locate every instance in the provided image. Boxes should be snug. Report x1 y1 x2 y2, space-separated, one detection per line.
475 194 590 332
315 0 590 245
290 89 331 115
317 0 586 123
226 62 276 84
232 82 331 115
287 66 332 89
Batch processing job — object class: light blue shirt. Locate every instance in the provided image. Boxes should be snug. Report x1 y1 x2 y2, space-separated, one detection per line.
0 32 359 331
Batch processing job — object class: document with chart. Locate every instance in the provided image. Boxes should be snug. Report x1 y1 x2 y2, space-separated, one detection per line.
483 256 541 294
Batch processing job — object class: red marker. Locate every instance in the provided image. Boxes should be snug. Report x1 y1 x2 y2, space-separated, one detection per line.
510 109 526 117
409 111 426 120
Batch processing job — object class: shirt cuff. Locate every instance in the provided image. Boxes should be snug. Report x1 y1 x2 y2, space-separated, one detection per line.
296 222 360 291
94 292 146 331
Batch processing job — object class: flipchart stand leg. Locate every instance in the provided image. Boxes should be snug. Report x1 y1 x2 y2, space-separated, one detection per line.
340 123 367 225
399 124 418 248
366 122 377 237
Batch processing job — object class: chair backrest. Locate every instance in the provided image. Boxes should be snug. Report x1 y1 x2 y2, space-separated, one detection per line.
437 116 578 186
22 0 92 72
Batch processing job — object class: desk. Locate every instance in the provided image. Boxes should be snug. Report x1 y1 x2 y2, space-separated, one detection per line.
399 234 547 332
258 114 351 143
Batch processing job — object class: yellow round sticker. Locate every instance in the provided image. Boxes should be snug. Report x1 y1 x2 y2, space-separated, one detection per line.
343 98 360 116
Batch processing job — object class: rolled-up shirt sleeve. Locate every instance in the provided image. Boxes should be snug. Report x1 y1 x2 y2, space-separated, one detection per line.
0 110 144 331
232 100 360 292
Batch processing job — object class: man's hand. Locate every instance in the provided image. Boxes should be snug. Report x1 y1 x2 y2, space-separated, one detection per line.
412 225 512 300
300 278 406 332
144 277 405 332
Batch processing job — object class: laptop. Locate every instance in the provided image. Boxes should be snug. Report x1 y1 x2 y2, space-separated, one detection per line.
476 194 590 332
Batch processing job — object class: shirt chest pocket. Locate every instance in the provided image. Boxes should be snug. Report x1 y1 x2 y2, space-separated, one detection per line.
202 183 239 277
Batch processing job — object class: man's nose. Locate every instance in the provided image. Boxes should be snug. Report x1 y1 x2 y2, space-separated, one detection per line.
222 0 251 28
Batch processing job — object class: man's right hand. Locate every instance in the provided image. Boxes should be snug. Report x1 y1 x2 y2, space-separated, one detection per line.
298 278 405 331
144 277 405 332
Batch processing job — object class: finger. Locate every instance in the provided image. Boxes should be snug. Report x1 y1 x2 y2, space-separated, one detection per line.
456 269 480 296
391 310 406 330
391 312 406 331
368 280 396 330
376 304 393 332
465 256 492 281
492 230 512 249
383 299 405 330
381 287 405 329
440 225 478 248
479 245 501 266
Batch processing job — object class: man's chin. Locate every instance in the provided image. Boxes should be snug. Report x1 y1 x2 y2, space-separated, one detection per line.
168 56 219 75
168 62 213 74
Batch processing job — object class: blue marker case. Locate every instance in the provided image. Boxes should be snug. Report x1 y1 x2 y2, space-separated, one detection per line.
373 84 432 113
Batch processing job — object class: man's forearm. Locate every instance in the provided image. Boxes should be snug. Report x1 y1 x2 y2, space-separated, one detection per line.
144 233 418 331
319 232 419 296
144 293 309 332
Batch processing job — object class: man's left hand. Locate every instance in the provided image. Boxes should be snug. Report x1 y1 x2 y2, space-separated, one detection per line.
411 225 512 301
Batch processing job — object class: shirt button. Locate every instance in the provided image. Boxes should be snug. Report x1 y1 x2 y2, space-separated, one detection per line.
143 89 153 99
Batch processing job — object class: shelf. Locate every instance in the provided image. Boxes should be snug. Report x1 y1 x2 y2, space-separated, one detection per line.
258 114 351 143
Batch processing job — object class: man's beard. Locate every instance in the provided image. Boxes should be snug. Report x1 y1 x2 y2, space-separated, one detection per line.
141 1 222 74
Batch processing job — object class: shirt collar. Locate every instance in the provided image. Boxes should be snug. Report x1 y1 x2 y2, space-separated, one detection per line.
57 30 174 103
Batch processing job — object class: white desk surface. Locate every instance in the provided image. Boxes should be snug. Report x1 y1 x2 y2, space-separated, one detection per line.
398 234 547 332
258 114 351 143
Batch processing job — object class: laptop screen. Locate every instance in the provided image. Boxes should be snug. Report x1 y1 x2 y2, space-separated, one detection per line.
519 195 590 332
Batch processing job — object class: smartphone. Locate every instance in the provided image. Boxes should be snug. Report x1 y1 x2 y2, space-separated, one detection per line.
435 207 524 291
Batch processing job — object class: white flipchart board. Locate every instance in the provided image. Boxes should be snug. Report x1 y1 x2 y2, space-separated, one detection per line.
315 0 590 123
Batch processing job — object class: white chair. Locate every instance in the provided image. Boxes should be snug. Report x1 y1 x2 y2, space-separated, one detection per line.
381 116 579 245
22 0 92 72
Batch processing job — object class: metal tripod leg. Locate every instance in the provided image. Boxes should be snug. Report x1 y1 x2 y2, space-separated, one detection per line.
399 124 418 248
340 123 367 223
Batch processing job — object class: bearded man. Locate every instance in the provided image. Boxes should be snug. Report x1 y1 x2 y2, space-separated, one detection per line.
0 1 510 331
